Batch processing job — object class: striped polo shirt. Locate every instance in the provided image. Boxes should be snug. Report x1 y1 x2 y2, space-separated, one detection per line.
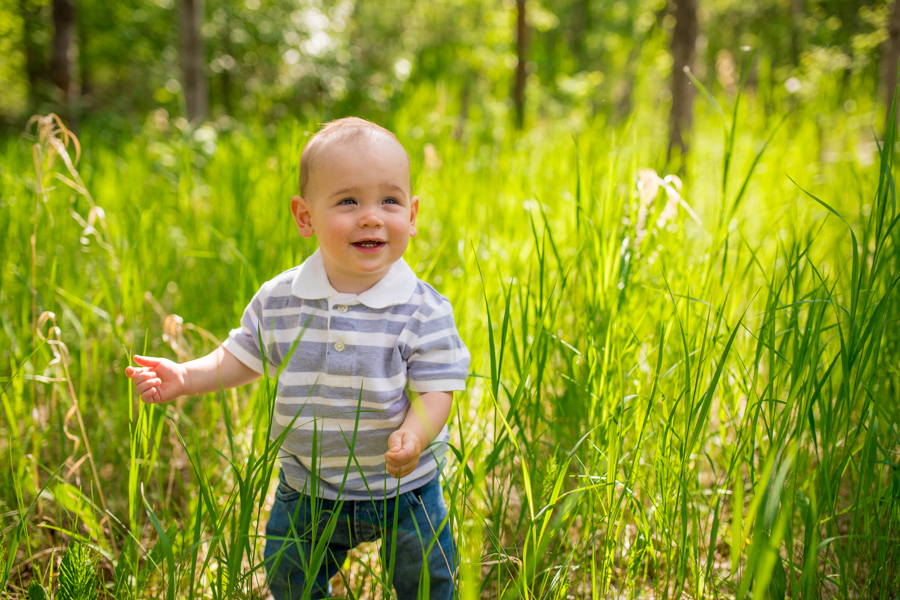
223 249 470 500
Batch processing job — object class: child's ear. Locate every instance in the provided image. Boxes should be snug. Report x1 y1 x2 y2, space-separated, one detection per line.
291 196 315 238
409 195 419 238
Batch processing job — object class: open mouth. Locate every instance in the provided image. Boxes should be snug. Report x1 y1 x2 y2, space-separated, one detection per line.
353 240 385 250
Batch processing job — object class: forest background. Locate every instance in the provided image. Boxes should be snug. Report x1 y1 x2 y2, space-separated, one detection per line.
3 0 900 148
2 0 900 598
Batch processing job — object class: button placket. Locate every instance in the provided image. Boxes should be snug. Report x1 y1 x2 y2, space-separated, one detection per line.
327 298 355 376
329 300 349 357
325 300 335 371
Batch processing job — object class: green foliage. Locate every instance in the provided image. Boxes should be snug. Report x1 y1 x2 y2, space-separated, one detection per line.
1 0 897 131
0 534 8 589
57 542 98 600
1 66 899 598
0 1 28 118
28 580 49 600
768 553 787 600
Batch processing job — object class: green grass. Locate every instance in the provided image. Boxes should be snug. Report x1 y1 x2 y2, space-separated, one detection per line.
1 80 899 599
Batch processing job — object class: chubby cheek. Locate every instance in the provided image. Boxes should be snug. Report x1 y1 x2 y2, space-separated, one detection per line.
391 217 414 236
391 233 412 255
319 218 354 243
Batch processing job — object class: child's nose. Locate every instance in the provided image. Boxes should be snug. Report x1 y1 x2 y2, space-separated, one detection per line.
358 209 383 227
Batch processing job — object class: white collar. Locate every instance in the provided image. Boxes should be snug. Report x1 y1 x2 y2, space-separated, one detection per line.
291 249 418 308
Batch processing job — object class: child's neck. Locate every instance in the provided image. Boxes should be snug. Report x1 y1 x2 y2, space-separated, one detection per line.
324 268 389 295
318 250 398 295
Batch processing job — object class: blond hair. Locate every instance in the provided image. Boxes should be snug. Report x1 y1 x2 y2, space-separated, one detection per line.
299 117 409 197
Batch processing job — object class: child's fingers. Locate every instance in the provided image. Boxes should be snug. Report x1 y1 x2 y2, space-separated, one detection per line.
387 460 415 480
386 431 419 461
387 430 405 453
386 456 419 478
384 454 403 472
133 355 161 368
135 378 162 396
385 430 424 477
385 447 409 463
131 371 158 389
385 447 418 468
125 366 147 378
132 370 156 383
140 388 163 404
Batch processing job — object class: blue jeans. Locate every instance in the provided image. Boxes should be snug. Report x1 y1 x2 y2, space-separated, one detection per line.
264 471 455 600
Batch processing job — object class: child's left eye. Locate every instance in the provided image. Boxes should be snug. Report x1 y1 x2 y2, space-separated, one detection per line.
383 198 399 205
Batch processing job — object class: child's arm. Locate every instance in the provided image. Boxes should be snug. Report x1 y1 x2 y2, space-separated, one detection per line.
125 347 261 404
384 391 453 479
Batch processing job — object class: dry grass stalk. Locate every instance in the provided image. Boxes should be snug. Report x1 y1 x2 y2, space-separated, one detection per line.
35 312 111 528
632 168 703 257
25 115 114 553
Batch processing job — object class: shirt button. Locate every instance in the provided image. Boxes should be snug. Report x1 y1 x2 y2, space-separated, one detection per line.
337 305 349 313
334 341 345 352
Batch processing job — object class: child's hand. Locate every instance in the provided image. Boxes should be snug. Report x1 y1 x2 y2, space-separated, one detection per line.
125 355 189 404
384 429 423 479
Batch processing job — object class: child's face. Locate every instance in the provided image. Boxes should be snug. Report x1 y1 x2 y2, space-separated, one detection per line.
291 135 419 294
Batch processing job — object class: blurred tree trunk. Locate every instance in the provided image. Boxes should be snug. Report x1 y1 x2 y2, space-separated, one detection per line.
221 33 233 116
840 45 853 100
614 44 640 121
881 0 900 135
50 0 76 120
79 15 91 105
614 7 665 123
570 0 591 71
180 0 207 122
790 0 803 66
221 69 232 116
513 0 528 130
668 0 697 163
454 77 471 140
20 0 45 106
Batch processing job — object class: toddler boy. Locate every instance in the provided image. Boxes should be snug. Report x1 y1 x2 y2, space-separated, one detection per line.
125 117 470 599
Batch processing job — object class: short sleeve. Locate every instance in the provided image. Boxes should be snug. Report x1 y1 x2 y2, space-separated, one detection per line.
222 290 271 375
405 297 470 393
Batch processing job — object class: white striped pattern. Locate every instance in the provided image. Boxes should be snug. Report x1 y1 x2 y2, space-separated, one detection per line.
222 251 469 501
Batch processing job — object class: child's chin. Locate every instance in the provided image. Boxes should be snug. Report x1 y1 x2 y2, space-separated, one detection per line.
351 261 390 275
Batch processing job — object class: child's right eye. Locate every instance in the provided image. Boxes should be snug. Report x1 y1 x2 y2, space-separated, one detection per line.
338 198 357 205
